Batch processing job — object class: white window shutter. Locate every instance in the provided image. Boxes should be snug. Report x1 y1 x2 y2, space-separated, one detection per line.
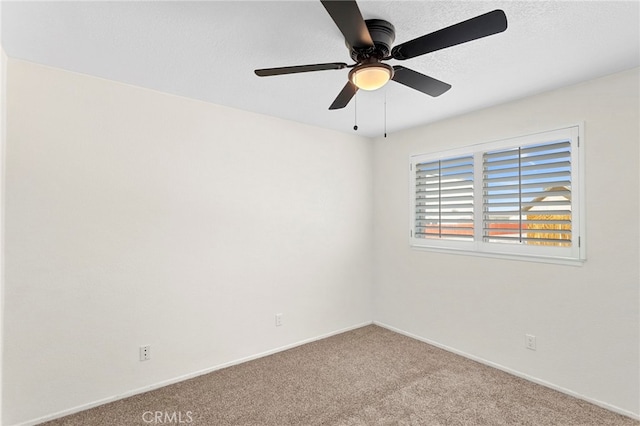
415 155 474 241
483 140 572 247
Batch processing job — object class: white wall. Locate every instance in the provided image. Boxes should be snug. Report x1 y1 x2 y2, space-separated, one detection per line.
0 47 8 426
372 67 640 417
2 59 373 425
3 56 639 425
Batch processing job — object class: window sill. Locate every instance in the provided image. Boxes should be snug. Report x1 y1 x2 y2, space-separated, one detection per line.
410 244 585 267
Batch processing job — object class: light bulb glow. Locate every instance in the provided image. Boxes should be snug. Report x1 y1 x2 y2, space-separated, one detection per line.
349 63 393 91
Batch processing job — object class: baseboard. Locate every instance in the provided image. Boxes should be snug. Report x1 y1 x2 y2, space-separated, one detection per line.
14 321 373 426
374 321 640 421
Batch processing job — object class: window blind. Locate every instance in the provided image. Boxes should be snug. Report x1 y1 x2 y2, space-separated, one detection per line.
482 140 572 247
415 155 474 241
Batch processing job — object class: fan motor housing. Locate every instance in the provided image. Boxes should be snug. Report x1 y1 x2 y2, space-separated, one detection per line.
347 19 396 61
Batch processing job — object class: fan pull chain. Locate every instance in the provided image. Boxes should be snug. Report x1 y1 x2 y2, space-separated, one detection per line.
353 89 358 131
384 90 387 138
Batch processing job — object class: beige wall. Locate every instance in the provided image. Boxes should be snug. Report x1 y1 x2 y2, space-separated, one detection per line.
372 67 639 417
3 59 374 425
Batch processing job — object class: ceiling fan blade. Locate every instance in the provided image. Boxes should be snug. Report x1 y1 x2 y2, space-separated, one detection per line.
391 9 507 60
392 66 451 97
320 0 374 49
329 81 358 110
255 62 348 77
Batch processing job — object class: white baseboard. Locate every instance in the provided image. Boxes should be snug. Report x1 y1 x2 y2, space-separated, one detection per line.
15 321 373 426
374 321 640 421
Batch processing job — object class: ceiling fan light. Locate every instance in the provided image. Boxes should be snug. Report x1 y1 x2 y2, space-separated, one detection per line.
349 63 393 91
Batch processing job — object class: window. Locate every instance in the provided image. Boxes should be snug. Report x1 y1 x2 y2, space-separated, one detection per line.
409 125 584 263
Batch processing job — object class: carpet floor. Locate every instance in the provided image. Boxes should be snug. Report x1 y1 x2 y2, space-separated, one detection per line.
43 325 637 425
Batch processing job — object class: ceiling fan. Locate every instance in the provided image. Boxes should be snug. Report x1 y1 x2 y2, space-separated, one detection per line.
255 1 507 110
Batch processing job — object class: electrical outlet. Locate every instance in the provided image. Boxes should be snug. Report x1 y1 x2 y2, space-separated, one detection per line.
275 313 283 327
525 334 536 351
140 345 151 361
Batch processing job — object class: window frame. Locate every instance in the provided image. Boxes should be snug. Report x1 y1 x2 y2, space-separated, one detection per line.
409 124 585 265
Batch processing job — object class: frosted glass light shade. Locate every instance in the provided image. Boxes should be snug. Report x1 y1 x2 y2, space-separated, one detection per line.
349 63 393 91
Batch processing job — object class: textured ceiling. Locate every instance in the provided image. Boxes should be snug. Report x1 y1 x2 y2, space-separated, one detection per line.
2 1 639 138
